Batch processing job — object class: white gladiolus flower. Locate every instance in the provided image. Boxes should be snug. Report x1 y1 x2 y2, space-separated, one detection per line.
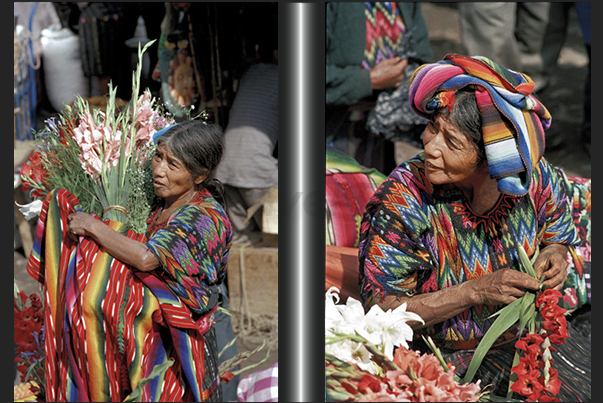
325 287 425 369
16 199 43 221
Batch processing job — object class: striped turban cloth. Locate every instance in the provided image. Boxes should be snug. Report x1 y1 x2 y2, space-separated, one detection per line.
408 54 551 196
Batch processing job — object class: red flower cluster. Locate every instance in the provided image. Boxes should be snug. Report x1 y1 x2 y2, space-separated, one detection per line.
20 151 50 199
510 289 568 402
14 289 45 386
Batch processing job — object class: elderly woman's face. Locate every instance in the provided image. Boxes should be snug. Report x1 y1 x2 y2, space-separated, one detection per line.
422 114 481 186
152 143 198 202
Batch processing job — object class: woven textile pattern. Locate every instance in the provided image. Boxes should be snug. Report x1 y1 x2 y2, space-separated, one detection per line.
362 2 407 70
146 188 232 316
27 188 232 401
358 155 588 348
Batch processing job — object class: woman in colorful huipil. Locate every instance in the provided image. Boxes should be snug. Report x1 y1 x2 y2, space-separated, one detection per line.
358 54 590 401
28 121 232 401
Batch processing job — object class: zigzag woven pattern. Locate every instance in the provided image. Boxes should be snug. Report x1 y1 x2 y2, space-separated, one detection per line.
362 2 407 70
358 155 583 346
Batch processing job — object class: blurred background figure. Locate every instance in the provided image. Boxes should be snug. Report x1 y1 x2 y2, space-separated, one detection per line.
215 18 278 236
459 2 590 154
458 2 550 92
326 2 433 175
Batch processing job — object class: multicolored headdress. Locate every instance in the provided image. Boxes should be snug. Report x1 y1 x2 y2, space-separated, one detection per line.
408 54 551 196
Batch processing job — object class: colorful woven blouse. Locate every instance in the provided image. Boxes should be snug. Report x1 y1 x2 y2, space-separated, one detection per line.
358 154 589 349
27 188 232 401
361 2 407 71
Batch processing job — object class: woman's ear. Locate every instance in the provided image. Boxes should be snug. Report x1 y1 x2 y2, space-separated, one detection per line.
193 171 209 186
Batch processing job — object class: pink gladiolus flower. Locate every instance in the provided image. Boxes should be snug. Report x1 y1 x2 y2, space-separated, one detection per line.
133 92 156 144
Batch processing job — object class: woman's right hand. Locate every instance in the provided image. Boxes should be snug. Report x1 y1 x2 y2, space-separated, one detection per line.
471 268 541 306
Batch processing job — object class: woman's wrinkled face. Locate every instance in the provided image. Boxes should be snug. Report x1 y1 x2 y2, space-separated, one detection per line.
422 114 481 186
152 143 198 202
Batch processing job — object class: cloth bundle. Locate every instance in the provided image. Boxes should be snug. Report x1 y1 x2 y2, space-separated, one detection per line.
408 54 551 196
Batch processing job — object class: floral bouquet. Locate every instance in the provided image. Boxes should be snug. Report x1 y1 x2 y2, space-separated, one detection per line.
14 280 45 399
19 40 175 234
325 287 484 402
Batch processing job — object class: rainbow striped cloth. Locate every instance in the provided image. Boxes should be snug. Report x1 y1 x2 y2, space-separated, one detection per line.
27 189 227 401
408 54 551 196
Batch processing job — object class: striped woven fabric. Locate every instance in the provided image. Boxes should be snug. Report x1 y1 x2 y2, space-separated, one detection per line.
362 2 407 70
326 147 387 247
408 54 551 196
27 188 232 401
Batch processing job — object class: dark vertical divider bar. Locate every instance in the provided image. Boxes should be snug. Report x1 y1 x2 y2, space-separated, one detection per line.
279 3 326 402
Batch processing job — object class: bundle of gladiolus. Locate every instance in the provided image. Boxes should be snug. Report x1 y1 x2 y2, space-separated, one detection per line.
18 40 175 234
325 287 484 402
509 289 568 402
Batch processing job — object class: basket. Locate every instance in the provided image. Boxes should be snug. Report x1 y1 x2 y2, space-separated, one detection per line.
14 4 38 142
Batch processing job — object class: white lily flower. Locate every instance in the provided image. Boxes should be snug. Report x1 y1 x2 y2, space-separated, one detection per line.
16 199 43 221
325 288 425 367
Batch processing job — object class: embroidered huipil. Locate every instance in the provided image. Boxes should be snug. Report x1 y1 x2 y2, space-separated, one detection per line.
358 154 586 349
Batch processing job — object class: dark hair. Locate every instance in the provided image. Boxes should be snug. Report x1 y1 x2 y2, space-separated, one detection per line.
435 89 486 165
157 120 226 207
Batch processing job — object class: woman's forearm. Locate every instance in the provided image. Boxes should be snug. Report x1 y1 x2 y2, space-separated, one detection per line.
375 280 478 329
87 219 160 272
373 267 541 329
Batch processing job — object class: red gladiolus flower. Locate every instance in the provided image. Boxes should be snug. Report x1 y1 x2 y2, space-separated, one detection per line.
515 333 544 355
543 316 568 339
511 356 540 378
537 394 561 402
536 289 562 308
540 368 562 396
20 151 49 198
546 329 568 346
358 374 383 394
341 380 359 395
539 302 566 321
510 373 544 401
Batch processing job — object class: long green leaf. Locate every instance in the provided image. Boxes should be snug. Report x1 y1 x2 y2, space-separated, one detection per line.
124 358 174 402
422 335 450 373
507 350 521 400
517 246 537 279
462 298 522 384
518 291 536 335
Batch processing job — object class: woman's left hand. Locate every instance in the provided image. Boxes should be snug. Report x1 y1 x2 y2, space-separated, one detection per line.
533 244 569 291
67 212 98 242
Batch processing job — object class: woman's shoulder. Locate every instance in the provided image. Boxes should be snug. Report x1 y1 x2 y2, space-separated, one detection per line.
530 157 566 191
365 154 433 214
189 188 229 215
168 189 231 228
380 154 432 194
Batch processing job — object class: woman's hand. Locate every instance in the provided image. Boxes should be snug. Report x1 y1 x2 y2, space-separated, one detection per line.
471 268 541 306
533 244 569 291
370 57 408 90
67 212 99 242
67 211 160 272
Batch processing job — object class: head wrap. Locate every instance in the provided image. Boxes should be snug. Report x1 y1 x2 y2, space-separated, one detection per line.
408 54 551 196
